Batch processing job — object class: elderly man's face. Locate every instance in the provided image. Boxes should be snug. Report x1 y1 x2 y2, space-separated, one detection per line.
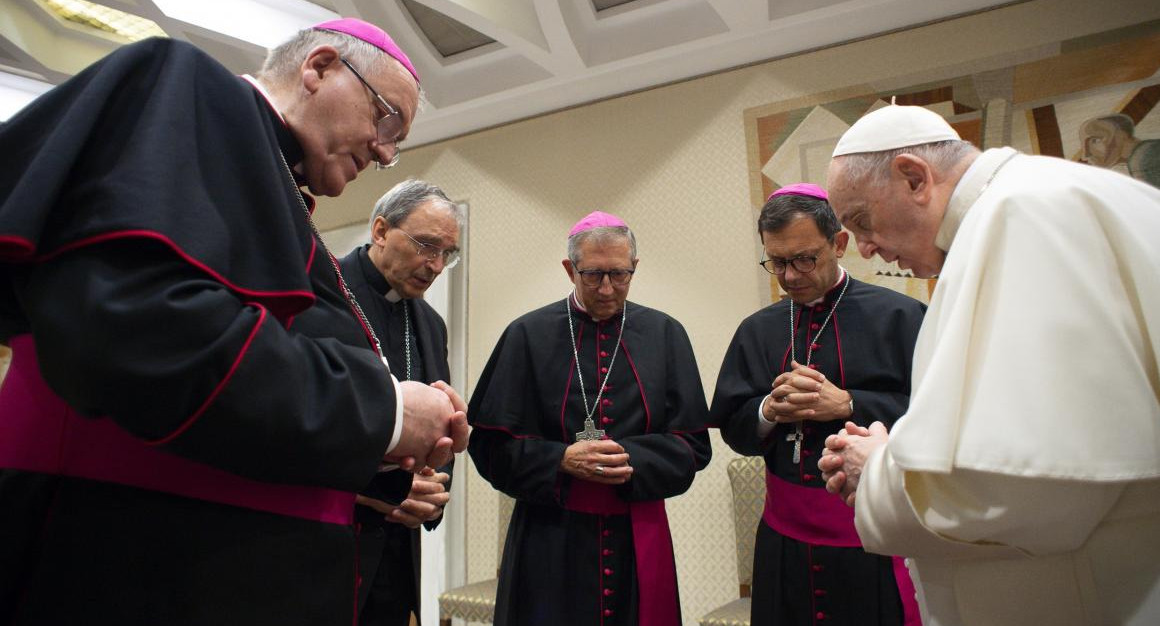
294 48 419 197
370 201 459 299
826 158 946 279
761 216 848 305
564 237 638 322
1081 119 1127 168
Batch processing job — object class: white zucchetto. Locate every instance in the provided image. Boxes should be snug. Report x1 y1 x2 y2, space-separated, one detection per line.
832 105 961 157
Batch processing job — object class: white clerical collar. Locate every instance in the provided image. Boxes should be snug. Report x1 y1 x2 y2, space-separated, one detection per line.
937 147 1019 252
240 74 286 124
804 267 847 307
385 289 403 304
570 290 587 313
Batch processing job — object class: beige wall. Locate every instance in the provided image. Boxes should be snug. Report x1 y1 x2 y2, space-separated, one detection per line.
314 0 1160 621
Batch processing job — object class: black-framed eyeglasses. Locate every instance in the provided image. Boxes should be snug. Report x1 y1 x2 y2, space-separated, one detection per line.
340 57 404 169
759 255 817 275
576 269 635 287
399 229 460 269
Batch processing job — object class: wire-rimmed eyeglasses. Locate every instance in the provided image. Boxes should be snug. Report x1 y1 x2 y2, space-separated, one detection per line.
399 229 460 269
759 255 817 275
576 269 635 287
339 57 403 169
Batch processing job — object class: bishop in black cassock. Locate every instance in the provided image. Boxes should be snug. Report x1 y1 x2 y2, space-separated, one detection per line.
338 178 462 626
468 212 712 626
710 185 926 626
0 21 465 626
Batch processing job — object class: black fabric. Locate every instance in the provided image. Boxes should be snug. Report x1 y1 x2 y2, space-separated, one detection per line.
0 38 314 322
0 38 402 625
710 275 925 625
339 245 454 626
467 298 712 626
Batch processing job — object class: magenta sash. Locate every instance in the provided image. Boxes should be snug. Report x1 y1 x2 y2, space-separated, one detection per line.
0 334 356 524
566 480 680 626
764 470 921 624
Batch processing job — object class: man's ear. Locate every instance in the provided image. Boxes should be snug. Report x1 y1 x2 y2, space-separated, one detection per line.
301 45 341 93
562 259 576 280
893 154 933 203
370 216 391 246
833 230 849 257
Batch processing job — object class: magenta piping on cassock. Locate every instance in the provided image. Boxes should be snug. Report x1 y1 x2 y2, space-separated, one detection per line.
0 334 356 525
566 480 680 625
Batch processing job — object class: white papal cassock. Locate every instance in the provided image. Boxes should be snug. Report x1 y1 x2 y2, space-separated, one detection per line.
855 147 1160 626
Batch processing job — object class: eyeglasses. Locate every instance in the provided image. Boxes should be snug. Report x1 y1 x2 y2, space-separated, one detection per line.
399 229 460 269
576 269 635 287
759 255 817 275
340 57 404 169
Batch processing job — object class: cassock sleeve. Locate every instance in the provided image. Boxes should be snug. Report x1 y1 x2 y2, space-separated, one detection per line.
710 319 777 456
855 446 1126 559
16 240 395 492
615 318 712 502
468 324 569 506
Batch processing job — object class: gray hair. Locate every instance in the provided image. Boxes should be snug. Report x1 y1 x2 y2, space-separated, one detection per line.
371 178 463 229
835 140 979 187
256 27 428 110
567 226 637 265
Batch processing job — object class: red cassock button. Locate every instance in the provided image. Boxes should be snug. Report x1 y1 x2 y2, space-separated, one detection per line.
602 530 611 537
604 609 614 617
816 612 826 620
601 417 613 425
808 364 819 370
600 367 609 373
812 564 824 572
814 305 825 312
814 589 827 597
600 351 609 357
604 568 613 576
803 474 815 481
810 323 820 330
603 588 614 596
600 334 609 340
811 343 821 350
602 399 612 406
602 549 613 556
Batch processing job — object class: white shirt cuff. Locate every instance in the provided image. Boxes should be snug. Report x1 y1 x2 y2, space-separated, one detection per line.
385 374 404 454
756 395 776 438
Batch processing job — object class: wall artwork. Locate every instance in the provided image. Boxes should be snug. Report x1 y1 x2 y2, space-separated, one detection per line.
745 20 1160 303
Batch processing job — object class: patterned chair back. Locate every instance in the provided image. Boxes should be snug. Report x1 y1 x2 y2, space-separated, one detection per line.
727 456 767 596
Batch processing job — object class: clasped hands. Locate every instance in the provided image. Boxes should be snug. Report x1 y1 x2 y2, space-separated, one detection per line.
385 380 470 473
817 421 889 507
560 439 633 485
356 467 450 528
763 360 853 423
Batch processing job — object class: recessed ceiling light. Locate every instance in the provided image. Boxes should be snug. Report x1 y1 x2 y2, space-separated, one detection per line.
40 0 167 42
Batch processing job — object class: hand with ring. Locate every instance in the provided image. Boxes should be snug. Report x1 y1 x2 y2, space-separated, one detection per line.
560 439 633 484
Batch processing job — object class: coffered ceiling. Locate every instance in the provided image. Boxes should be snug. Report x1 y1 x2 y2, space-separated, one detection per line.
0 0 1020 146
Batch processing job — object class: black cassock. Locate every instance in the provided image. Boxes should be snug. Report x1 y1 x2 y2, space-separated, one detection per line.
468 296 712 626
0 39 399 626
710 274 926 626
339 245 453 626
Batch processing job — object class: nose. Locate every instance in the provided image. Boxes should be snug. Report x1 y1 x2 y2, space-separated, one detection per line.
371 140 399 168
857 238 878 259
597 275 615 293
783 265 801 281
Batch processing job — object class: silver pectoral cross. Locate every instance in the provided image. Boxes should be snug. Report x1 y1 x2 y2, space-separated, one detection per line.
786 423 804 464
575 417 606 442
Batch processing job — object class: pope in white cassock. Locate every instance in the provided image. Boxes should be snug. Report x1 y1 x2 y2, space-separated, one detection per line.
818 105 1160 626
